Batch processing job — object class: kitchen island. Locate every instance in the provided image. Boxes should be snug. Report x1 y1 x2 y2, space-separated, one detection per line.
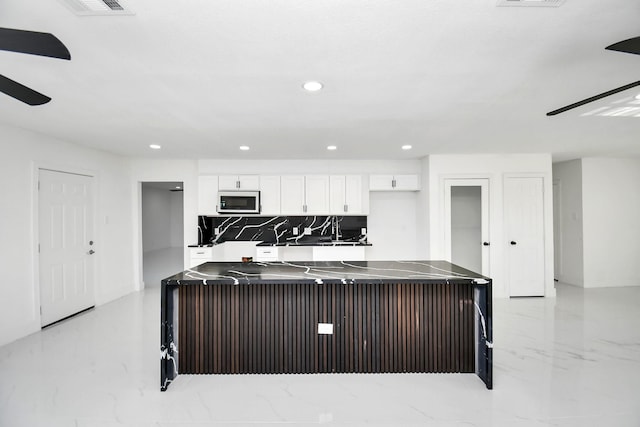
160 260 492 391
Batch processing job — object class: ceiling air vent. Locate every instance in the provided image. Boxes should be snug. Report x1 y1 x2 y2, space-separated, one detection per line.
60 0 134 15
497 0 566 7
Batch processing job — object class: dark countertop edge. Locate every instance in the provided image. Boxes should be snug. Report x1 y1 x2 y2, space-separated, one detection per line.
256 242 372 247
162 278 490 286
189 242 372 247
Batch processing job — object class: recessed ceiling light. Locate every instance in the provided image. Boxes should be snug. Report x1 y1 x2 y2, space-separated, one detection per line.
327 145 337 151
239 145 250 151
149 144 161 150
402 145 412 150
303 81 323 92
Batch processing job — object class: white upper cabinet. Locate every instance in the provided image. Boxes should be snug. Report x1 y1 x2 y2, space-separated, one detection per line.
369 174 420 191
304 175 330 214
259 175 281 215
198 175 219 215
280 175 306 215
330 175 364 214
280 175 329 215
218 175 260 190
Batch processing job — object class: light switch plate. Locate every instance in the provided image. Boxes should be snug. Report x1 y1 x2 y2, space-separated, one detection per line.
293 227 298 235
214 227 220 235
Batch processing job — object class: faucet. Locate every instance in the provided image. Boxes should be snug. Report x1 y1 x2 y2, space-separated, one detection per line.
331 216 342 241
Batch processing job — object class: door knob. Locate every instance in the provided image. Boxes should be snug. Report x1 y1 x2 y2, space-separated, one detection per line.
483 242 490 246
88 249 95 255
510 241 517 245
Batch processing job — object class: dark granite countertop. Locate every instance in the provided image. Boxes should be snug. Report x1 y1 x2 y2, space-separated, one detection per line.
255 241 371 247
162 260 490 285
189 239 371 248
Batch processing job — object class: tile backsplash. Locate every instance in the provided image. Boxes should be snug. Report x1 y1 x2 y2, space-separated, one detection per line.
198 215 367 245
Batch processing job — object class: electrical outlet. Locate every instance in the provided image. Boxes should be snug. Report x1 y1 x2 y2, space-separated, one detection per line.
318 323 334 335
361 227 367 235
304 227 312 235
214 227 220 235
292 227 298 235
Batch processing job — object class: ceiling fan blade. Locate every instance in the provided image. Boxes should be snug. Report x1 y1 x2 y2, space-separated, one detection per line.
546 80 640 116
0 74 51 105
606 37 640 55
0 27 70 60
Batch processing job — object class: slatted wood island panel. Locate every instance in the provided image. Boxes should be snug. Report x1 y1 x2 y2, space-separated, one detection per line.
160 261 492 391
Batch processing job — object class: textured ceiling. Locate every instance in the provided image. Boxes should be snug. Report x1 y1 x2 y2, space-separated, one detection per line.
0 0 638 161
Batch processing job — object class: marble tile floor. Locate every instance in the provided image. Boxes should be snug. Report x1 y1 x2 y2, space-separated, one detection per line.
1 283 639 427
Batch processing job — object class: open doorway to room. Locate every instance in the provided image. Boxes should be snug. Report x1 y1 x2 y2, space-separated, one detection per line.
141 182 184 288
443 178 490 276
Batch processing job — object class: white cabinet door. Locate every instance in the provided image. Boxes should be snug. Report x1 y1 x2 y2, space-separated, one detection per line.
218 175 239 190
198 175 219 215
281 175 306 214
189 247 213 268
259 175 281 215
329 175 347 214
344 175 363 214
330 175 363 214
219 175 260 190
369 174 395 191
305 175 330 214
312 246 366 261
394 174 420 191
504 176 545 297
369 174 420 191
239 175 260 190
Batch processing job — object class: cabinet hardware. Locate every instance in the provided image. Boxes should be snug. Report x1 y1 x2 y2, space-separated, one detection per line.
392 179 396 188
344 204 348 212
483 242 490 246
510 241 517 245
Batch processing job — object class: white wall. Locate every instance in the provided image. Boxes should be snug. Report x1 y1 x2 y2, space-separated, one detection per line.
367 192 420 260
170 191 184 247
0 124 135 347
142 186 173 252
428 154 555 298
198 159 423 175
552 160 584 286
582 158 640 288
141 185 184 251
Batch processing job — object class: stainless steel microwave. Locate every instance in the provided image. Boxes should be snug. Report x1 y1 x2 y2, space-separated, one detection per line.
217 191 260 214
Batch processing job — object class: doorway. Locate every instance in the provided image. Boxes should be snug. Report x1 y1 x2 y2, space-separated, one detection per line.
141 182 184 288
38 169 95 327
444 178 490 276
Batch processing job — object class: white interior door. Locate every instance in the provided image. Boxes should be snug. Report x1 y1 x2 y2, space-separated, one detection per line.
504 176 545 297
39 169 95 326
444 178 490 276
